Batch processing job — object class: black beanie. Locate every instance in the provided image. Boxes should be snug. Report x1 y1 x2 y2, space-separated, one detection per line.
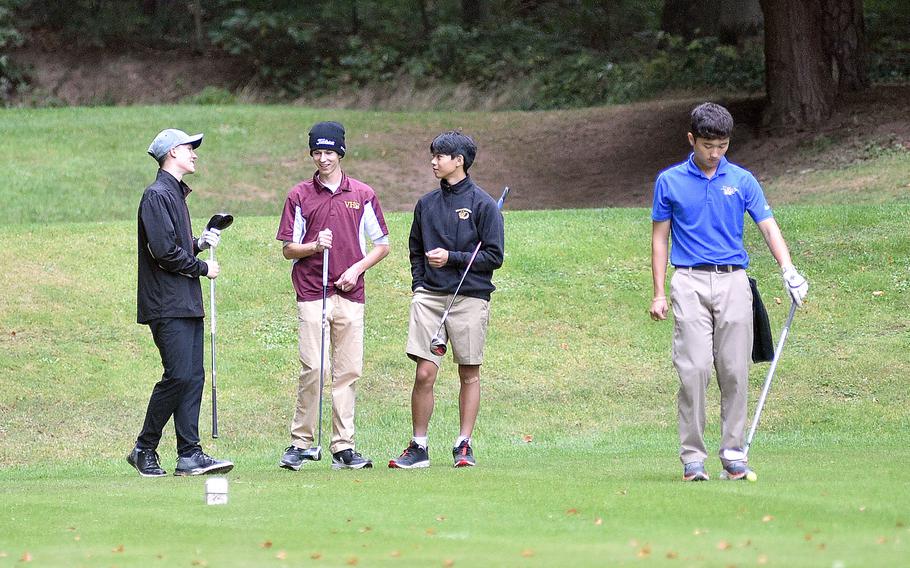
309 121 346 157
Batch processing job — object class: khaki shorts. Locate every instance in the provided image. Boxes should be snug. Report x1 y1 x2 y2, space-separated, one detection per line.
406 288 490 366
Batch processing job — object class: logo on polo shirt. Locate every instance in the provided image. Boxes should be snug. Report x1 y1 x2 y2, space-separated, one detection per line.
456 208 472 220
345 200 360 210
721 185 739 196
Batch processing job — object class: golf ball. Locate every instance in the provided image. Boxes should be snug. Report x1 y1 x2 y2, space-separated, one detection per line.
746 471 758 482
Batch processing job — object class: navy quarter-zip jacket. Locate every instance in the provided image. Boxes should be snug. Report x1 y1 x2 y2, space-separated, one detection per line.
409 176 504 301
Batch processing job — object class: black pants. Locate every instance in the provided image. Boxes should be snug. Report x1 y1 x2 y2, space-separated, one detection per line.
136 317 205 457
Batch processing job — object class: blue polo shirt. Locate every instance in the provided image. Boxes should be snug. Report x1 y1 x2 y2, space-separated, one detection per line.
651 154 773 268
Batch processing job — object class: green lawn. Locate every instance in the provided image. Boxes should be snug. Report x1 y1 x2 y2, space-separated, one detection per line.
1 204 908 566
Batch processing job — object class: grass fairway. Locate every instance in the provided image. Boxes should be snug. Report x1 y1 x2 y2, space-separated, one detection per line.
1 205 908 566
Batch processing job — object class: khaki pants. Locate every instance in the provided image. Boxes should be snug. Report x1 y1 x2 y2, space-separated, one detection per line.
290 295 364 454
670 268 752 466
406 288 490 366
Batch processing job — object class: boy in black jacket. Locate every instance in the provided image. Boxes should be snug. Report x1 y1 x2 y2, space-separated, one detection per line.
389 131 504 469
129 128 234 478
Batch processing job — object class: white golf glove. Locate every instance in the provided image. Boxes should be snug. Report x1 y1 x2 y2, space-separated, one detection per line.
781 265 808 306
198 228 221 250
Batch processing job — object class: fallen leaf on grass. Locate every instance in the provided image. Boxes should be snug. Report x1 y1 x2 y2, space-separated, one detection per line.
872 291 885 297
774 297 782 305
818 543 827 550
425 528 437 535
389 551 401 558
520 549 535 557
804 534 813 541
636 545 651 558
112 545 124 553
666 551 678 559
859 506 866 512
693 529 707 536
66 527 76 532
310 552 322 560
191 560 208 567
443 559 455 567
876 536 887 544
522 435 533 443
73 536 80 541
560 343 568 350
762 515 774 522
436 515 446 522
628 539 639 547
594 518 603 526
565 508 579 515
346 557 359 565
275 550 287 560
261 541 273 549
0 552 7 558
20 552 32 562
896 521 905 528
716 540 731 550
757 555 768 565
358 526 372 533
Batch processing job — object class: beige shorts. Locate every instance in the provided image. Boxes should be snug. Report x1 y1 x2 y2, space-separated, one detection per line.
406 288 490 366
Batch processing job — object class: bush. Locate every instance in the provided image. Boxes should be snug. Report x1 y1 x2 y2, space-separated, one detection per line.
0 4 29 104
521 35 764 110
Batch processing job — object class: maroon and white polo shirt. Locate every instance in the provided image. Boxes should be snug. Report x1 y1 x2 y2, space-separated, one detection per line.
276 173 389 303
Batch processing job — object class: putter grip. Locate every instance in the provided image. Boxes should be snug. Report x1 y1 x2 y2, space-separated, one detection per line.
322 248 329 286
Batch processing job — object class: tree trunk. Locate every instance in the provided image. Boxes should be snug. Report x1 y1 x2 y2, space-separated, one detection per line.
462 0 483 28
416 0 431 36
760 0 835 128
821 0 869 92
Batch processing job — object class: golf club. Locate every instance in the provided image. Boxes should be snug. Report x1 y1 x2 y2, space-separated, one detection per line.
744 299 798 457
309 247 330 462
429 186 510 356
206 213 233 439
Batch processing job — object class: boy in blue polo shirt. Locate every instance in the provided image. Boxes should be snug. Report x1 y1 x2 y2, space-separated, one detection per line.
649 103 808 481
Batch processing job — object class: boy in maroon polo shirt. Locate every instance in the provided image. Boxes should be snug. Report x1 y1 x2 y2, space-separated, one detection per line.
275 121 390 470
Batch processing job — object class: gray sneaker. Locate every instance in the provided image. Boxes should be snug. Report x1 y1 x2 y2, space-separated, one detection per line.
174 449 234 476
331 449 373 470
683 461 709 481
719 460 752 480
279 446 306 471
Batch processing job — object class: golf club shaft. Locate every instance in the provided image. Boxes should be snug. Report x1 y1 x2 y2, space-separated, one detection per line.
744 300 798 455
430 241 483 340
316 247 329 451
210 247 219 439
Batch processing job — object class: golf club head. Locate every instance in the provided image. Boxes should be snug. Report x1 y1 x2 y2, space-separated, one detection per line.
497 186 510 209
206 213 234 231
429 336 447 356
302 447 322 461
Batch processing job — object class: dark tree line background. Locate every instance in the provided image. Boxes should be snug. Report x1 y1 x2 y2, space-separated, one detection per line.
1 0 907 129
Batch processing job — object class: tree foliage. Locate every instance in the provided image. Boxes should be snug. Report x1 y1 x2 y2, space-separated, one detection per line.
2 0 907 110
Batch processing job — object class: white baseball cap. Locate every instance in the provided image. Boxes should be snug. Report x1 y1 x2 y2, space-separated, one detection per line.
148 129 203 161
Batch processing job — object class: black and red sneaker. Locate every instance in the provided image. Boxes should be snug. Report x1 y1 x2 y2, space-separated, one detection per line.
453 439 475 468
388 440 430 469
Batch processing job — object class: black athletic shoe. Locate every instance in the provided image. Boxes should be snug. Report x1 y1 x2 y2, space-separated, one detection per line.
388 441 430 469
127 447 166 477
331 449 373 470
453 439 476 468
279 446 307 471
174 449 234 476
